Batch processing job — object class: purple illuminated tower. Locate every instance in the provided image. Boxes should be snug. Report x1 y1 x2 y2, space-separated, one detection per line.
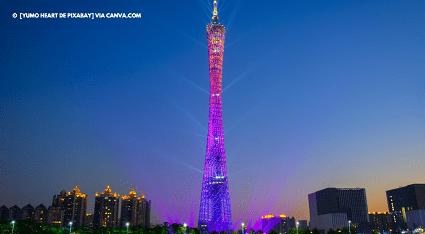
198 0 233 233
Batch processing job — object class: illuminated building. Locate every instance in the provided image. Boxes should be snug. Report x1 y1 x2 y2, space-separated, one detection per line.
94 186 120 228
261 215 296 234
85 213 94 228
46 188 67 227
52 188 67 208
120 189 151 228
386 184 425 230
238 224 247 234
33 204 47 225
198 0 232 233
308 188 369 232
21 204 34 220
62 186 88 227
369 212 391 233
46 206 64 227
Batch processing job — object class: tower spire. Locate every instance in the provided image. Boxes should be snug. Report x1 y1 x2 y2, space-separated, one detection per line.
212 0 218 22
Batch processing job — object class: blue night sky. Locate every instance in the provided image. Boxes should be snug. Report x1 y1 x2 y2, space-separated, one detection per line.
1 0 424 229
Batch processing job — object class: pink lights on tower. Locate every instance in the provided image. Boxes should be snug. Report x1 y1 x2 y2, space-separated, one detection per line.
198 0 233 233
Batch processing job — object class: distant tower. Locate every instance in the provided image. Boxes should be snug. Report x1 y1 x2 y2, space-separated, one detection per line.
198 0 233 232
94 186 120 228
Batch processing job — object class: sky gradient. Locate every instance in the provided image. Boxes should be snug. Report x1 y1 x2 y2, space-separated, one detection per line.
1 0 424 230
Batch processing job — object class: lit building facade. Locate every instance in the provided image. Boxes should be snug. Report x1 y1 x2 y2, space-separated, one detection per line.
21 204 34 220
46 188 67 227
386 184 425 230
33 204 47 225
94 186 120 229
309 188 369 232
198 0 233 233
120 189 151 228
62 186 88 227
46 206 64 227
85 213 94 228
261 215 296 234
52 189 67 208
369 212 391 233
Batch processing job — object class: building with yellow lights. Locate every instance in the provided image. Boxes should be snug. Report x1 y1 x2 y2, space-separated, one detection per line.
46 205 64 227
386 184 425 231
261 214 296 234
94 186 120 228
85 213 94 228
120 189 151 228
33 204 47 225
62 186 88 227
369 212 391 233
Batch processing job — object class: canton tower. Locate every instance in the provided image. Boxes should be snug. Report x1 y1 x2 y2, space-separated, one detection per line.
198 0 233 233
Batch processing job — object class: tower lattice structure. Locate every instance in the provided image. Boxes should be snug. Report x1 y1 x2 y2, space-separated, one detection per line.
198 0 233 233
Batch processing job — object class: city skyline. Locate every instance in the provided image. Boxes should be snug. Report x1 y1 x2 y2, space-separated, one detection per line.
1 0 424 230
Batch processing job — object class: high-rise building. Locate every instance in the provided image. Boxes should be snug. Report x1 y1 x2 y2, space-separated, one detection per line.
309 188 369 232
120 189 151 228
368 212 391 233
85 213 94 228
46 206 64 227
386 184 425 230
94 186 120 229
33 204 47 225
198 0 232 233
52 189 67 208
21 204 34 220
45 188 68 227
62 186 88 227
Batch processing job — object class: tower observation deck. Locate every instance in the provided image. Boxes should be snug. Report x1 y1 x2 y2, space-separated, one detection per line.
198 0 233 233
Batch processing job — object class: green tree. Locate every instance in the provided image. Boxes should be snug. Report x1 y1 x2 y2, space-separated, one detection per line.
189 228 200 234
230 230 237 234
312 228 320 234
327 229 336 234
0 221 13 234
171 223 182 234
256 230 263 234
220 230 229 234
151 225 163 234
270 229 279 234
303 228 311 234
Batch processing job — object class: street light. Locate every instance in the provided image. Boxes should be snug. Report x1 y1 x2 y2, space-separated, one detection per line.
242 223 245 234
297 222 299 234
69 221 73 234
126 222 130 234
184 223 187 234
348 220 351 234
11 221 15 234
